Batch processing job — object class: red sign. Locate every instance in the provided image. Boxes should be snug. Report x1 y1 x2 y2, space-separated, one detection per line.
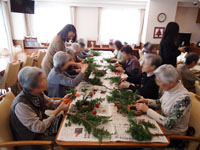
153 27 165 39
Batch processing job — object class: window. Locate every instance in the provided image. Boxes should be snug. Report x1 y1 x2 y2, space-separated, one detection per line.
33 2 71 43
100 7 141 45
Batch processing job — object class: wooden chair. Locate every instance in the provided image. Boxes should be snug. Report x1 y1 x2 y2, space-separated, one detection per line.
0 62 21 92
0 92 54 150
167 92 200 150
195 80 200 95
34 50 46 68
22 55 35 67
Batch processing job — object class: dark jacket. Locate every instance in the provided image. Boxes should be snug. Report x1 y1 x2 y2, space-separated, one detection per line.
129 73 159 99
159 38 181 67
47 68 84 97
123 56 142 85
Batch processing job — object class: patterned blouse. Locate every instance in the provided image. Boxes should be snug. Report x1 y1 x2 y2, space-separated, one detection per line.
146 82 191 135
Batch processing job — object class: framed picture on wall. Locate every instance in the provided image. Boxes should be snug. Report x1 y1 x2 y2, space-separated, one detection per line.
153 27 165 39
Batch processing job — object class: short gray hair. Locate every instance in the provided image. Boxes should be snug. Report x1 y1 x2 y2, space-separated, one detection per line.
70 43 79 51
18 66 43 92
154 64 179 83
53 51 71 68
145 54 162 69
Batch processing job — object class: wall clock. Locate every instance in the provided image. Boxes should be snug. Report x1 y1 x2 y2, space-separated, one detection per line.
157 13 167 23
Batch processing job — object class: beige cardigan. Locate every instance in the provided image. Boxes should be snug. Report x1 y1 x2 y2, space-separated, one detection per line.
42 35 65 77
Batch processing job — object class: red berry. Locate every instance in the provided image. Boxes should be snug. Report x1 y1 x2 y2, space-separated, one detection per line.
95 103 100 108
115 102 120 106
92 110 97 115
100 91 104 94
100 60 103 63
89 93 93 97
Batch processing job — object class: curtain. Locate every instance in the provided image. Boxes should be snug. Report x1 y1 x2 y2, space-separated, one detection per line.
136 9 145 46
32 2 71 43
99 7 141 45
97 7 102 44
70 6 76 26
0 1 13 54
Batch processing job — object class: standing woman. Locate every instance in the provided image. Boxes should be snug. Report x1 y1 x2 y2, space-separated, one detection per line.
159 22 181 67
42 24 77 77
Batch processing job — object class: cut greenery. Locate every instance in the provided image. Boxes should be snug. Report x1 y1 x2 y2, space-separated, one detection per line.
106 64 117 72
106 76 121 85
93 68 107 77
90 50 101 56
126 119 156 141
103 58 116 63
65 112 112 142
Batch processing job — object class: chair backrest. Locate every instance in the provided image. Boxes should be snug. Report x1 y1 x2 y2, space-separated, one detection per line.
0 92 15 150
22 55 34 67
1 62 20 89
188 92 200 150
195 80 200 96
36 50 46 68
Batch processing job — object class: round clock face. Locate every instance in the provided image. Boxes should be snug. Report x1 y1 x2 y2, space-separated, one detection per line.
158 13 167 23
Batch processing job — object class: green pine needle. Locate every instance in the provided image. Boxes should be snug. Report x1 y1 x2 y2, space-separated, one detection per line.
66 112 112 142
93 69 107 77
103 58 116 63
126 119 156 141
90 50 101 56
106 76 121 85
65 88 76 99
86 76 102 85
106 64 117 72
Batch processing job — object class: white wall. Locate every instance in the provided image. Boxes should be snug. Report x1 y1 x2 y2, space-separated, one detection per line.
75 7 99 41
142 0 178 44
10 13 27 40
175 7 200 43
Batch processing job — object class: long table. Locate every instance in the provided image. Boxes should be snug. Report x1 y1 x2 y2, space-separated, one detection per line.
56 51 170 149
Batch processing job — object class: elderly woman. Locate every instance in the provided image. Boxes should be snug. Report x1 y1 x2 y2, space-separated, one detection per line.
120 54 162 99
116 45 142 85
77 38 93 59
136 65 191 135
47 51 88 97
70 43 83 62
10 67 71 150
42 24 77 77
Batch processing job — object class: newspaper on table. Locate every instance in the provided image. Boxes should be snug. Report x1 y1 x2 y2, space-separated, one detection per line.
57 51 168 143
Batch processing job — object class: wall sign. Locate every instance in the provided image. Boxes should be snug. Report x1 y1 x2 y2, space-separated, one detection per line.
153 27 165 39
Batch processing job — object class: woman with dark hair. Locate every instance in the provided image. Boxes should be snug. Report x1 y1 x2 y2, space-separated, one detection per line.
159 22 182 67
112 40 124 62
42 24 77 77
116 45 142 84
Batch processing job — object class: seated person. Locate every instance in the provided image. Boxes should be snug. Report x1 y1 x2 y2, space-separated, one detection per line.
47 51 88 97
112 40 124 63
70 43 83 62
136 65 191 135
142 42 157 55
116 45 142 85
177 52 200 92
78 38 93 58
10 66 71 150
120 54 162 99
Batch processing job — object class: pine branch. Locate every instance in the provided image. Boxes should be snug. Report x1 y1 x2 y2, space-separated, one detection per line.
66 88 76 99
84 57 94 64
93 69 107 77
66 112 112 142
103 58 116 63
126 119 156 141
90 50 101 56
86 76 102 85
106 64 117 72
75 94 104 113
106 76 121 85
85 63 101 79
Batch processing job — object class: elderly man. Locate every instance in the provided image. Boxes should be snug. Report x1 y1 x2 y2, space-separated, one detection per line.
10 67 71 150
47 51 88 97
136 64 191 135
